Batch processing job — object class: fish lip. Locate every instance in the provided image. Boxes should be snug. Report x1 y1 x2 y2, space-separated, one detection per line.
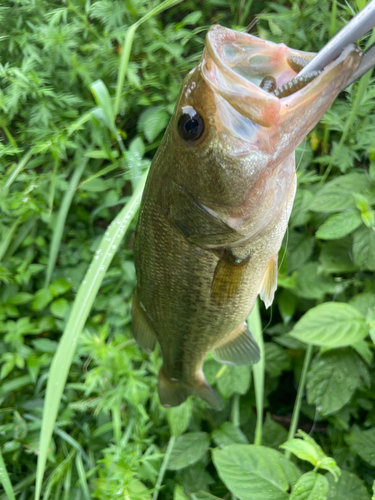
202 25 360 127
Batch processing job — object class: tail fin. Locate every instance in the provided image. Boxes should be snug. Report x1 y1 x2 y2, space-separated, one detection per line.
158 368 222 411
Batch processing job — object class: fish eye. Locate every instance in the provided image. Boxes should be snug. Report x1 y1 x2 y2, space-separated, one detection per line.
178 110 205 141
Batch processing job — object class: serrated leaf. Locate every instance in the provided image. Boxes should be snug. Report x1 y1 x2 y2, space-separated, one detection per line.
306 349 361 415
212 445 301 500
212 422 248 447
264 343 291 377
316 210 362 240
353 226 375 270
168 432 210 470
280 435 324 466
327 470 371 500
289 302 369 347
167 398 192 438
346 428 375 466
138 106 169 142
290 471 329 500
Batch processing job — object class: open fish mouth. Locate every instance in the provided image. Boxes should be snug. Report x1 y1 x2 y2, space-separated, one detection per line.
202 25 361 127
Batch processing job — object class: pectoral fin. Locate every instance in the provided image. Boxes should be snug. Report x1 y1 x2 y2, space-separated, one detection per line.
164 181 241 246
259 254 278 309
213 322 260 366
131 289 157 353
211 249 250 306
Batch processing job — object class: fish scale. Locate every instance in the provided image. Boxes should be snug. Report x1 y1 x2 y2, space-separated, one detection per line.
131 25 361 409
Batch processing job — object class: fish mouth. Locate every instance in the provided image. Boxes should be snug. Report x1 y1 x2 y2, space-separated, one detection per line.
202 25 360 128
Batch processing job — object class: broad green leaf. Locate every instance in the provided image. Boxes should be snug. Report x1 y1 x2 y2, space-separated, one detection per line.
264 343 291 377
213 445 301 500
290 471 328 500
287 233 314 273
261 413 288 450
353 226 375 270
319 239 358 273
31 288 53 311
182 11 202 25
50 298 69 318
289 189 314 227
346 428 375 466
191 493 222 500
138 106 169 143
349 292 375 317
309 173 370 212
174 486 189 500
168 432 210 470
167 398 192 438
49 279 71 296
352 339 373 364
216 365 251 398
306 349 361 415
293 263 337 300
7 293 33 305
212 422 248 447
280 435 324 466
327 470 370 500
316 210 362 240
289 302 369 347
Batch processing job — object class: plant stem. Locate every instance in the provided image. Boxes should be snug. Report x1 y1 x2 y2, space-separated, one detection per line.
153 436 175 500
285 344 313 459
248 299 264 446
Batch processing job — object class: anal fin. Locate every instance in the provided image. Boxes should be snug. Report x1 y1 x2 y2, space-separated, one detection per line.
131 289 157 353
158 368 222 411
213 322 260 366
259 254 278 309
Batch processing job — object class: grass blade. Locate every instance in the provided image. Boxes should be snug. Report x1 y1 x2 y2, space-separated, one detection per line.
248 299 264 446
0 447 15 500
153 436 176 500
75 454 90 500
0 216 22 262
34 172 147 500
45 155 89 286
0 149 33 194
114 0 184 117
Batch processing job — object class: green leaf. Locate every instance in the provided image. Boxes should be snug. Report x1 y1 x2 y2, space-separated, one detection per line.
216 365 251 398
349 292 375 317
293 263 337 300
167 398 192 438
50 298 69 318
0 447 16 500
309 173 370 212
264 343 291 377
90 80 115 132
306 349 361 415
31 288 54 311
212 445 300 500
261 413 288 450
138 106 169 142
174 485 189 500
287 233 314 273
316 210 362 240
327 470 371 500
191 493 222 500
168 432 210 470
7 293 33 305
346 428 375 466
49 279 71 296
289 189 314 227
289 302 369 347
280 433 325 466
319 239 358 273
353 226 375 270
290 471 329 500
212 422 248 447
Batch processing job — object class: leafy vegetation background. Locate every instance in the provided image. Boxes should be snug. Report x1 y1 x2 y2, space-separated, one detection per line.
1 0 375 498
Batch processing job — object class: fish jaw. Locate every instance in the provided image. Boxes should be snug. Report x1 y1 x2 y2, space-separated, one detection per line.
203 25 361 158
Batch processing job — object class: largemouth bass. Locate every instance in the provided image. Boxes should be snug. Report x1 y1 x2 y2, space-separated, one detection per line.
131 26 361 410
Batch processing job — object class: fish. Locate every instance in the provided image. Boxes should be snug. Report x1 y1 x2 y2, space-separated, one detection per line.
131 25 361 410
